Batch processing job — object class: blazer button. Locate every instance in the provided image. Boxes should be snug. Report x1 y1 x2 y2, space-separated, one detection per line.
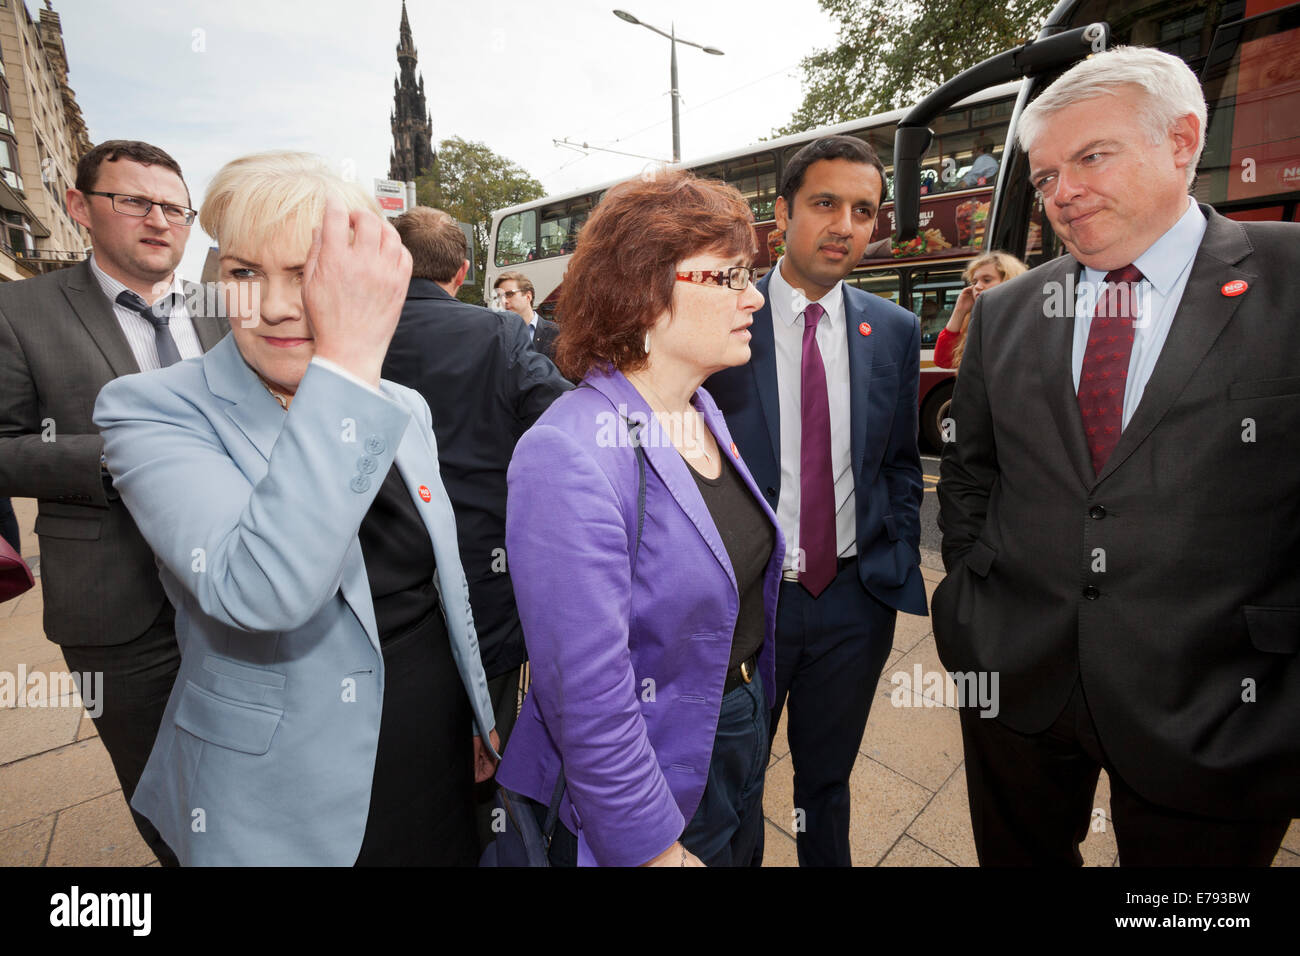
1082 585 1100 600
364 435 386 455
357 455 379 475
350 474 372 494
1089 505 1106 519
765 487 777 499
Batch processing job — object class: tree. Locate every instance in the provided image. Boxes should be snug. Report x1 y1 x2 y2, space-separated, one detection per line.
415 137 545 303
776 0 1057 136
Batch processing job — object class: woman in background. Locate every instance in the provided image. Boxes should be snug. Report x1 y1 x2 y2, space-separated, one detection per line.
933 250 1028 370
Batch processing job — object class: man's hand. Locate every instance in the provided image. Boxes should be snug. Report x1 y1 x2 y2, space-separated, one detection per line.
473 729 501 783
304 199 412 388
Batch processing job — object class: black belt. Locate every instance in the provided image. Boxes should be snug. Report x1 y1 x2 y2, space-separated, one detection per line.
723 653 759 695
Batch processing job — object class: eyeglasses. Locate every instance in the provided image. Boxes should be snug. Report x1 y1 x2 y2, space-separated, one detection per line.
498 289 524 299
675 266 756 292
85 191 196 226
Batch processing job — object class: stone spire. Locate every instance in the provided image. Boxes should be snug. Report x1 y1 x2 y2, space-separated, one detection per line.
388 0 434 181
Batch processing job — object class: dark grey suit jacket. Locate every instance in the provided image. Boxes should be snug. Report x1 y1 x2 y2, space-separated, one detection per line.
0 259 227 645
533 315 559 362
933 206 1300 820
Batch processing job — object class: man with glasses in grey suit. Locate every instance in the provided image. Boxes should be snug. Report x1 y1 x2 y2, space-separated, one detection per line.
0 141 226 864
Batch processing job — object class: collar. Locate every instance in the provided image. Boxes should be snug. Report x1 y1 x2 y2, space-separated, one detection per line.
1080 197 1206 296
768 256 844 329
89 253 185 306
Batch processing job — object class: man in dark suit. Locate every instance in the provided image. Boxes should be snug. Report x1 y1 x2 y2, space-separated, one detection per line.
934 46 1299 865
494 271 558 360
0 141 226 863
385 208 569 763
708 136 927 866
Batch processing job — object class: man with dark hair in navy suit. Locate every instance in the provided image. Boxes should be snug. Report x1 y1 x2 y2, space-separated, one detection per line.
708 136 926 866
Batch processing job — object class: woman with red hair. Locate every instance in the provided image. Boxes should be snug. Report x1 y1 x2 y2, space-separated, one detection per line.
497 170 786 866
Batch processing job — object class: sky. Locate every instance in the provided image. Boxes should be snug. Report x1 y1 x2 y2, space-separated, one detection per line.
49 0 839 281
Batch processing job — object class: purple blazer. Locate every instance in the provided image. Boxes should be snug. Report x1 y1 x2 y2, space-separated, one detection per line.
497 367 785 866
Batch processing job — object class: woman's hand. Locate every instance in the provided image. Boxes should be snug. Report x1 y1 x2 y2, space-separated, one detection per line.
641 841 705 867
304 199 412 388
947 284 978 332
473 730 501 783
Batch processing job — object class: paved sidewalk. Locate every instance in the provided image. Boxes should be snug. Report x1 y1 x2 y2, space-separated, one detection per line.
2 496 1296 866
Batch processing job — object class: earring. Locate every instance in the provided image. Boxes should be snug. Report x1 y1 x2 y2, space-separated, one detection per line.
644 330 651 356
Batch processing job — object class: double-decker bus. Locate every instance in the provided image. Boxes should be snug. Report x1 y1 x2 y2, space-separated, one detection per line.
897 0 1300 291
486 83 1023 450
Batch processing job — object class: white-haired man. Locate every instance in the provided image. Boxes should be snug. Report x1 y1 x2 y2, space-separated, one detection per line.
934 45 1299 865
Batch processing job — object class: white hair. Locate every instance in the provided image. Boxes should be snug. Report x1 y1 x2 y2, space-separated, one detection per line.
1017 46 1207 188
200 151 381 259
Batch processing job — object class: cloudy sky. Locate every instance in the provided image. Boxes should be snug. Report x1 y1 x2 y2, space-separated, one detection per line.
50 0 838 280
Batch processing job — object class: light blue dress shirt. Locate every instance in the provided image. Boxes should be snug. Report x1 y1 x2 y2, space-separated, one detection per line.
1071 197 1207 429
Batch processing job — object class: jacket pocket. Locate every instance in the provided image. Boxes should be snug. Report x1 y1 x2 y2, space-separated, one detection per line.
1229 377 1300 400
201 655 287 706
33 514 103 540
1244 606 1300 654
174 680 283 755
962 540 997 579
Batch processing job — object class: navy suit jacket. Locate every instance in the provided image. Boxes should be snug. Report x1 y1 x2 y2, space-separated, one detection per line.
707 267 926 616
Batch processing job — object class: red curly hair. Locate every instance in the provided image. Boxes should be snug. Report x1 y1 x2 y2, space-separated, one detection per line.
554 170 757 381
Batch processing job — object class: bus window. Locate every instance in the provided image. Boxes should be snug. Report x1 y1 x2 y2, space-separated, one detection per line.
726 153 777 221
495 210 536 267
908 268 968 346
847 270 902 306
539 197 593 259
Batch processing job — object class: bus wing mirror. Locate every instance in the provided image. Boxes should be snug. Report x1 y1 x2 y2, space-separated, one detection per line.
891 22 1110 241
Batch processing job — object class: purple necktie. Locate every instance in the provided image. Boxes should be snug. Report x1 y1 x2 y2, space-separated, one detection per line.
799 302 836 598
1077 264 1143 474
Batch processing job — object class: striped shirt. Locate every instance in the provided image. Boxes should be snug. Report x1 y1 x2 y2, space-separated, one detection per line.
89 254 203 372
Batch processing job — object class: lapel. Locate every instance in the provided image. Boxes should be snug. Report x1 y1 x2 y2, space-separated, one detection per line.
1096 207 1254 483
61 259 139 377
748 270 782 465
843 285 878 484
204 335 283 461
1035 255 1096 488
586 369 738 589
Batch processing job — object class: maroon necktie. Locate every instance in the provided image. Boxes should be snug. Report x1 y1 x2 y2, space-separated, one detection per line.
1077 264 1144 474
799 303 836 598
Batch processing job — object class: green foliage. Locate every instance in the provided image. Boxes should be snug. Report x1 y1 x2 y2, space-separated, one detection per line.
415 136 545 303
776 0 1057 136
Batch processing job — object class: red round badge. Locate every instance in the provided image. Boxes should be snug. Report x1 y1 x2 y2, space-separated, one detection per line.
417 485 432 502
730 442 739 459
859 322 872 336
1221 280 1248 297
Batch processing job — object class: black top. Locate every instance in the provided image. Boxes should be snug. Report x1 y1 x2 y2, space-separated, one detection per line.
381 278 571 674
357 463 439 643
687 453 774 671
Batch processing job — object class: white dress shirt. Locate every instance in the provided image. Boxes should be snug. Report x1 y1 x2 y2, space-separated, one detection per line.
1072 197 1207 428
90 254 203 371
769 258 857 576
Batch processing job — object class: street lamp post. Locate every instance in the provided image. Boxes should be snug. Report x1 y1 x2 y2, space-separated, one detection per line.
613 9 723 163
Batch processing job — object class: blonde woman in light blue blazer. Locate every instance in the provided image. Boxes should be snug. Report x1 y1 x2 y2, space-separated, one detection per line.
94 153 497 865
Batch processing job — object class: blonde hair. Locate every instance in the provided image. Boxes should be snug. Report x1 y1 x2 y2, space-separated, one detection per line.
951 251 1029 368
200 152 381 259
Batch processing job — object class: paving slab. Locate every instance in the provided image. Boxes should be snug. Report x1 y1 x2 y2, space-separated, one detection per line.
892 609 931 658
907 765 978 867
760 820 798 868
880 834 956 867
0 737 121 831
0 813 55 866
848 756 935 867
45 791 155 867
0 691 83 764
861 684 964 792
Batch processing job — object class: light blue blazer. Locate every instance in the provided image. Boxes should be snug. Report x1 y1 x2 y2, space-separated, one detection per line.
93 334 495 866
